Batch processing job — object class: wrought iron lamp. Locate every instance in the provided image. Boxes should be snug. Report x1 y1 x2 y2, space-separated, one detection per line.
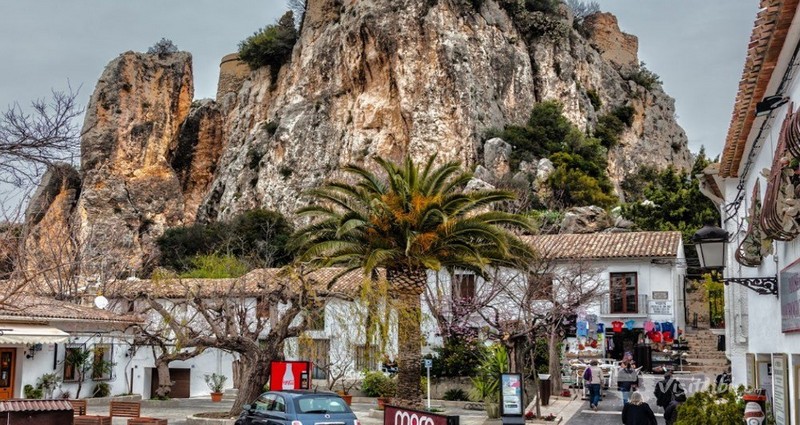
692 223 778 296
755 95 789 117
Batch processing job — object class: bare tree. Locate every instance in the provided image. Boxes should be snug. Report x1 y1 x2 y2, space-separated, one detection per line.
0 88 83 187
566 0 600 22
287 0 307 29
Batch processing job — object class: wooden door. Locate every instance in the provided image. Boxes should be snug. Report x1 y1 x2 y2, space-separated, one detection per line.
0 348 15 400
150 367 191 398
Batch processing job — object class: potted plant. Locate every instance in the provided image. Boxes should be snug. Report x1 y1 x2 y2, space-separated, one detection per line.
36 372 62 399
361 371 396 410
204 373 227 402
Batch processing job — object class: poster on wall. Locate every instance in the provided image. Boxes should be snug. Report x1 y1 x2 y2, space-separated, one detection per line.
500 373 523 417
772 354 790 425
779 259 800 332
269 361 311 390
648 300 673 315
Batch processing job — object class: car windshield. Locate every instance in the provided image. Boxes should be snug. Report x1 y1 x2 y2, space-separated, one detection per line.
295 396 349 414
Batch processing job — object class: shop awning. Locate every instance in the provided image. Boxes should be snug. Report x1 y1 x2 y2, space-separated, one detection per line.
0 324 69 344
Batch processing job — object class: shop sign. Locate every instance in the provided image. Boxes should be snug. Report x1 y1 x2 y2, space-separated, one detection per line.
652 291 669 300
384 405 458 425
779 259 800 332
269 360 311 390
772 354 789 425
648 300 672 315
500 373 523 416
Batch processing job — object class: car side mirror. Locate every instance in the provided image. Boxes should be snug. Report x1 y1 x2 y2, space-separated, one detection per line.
243 404 252 412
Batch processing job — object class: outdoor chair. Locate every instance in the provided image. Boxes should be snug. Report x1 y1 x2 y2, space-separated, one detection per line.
109 400 167 424
68 399 87 416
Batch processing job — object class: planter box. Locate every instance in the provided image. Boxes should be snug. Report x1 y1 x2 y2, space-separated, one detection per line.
186 414 237 425
86 394 143 406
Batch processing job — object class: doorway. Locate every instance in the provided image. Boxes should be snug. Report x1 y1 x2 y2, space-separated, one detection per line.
150 368 191 398
0 348 15 399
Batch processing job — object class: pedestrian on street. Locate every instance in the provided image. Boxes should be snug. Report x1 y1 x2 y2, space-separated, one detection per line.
654 371 685 411
583 359 604 411
618 361 638 405
621 391 657 425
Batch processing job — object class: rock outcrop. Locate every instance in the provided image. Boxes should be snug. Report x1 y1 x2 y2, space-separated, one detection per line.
583 12 638 71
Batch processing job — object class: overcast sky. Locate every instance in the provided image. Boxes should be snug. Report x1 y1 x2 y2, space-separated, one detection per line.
0 1 758 205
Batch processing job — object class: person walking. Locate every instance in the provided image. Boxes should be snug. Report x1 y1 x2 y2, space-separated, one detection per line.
621 391 657 425
583 359 604 411
618 361 638 405
664 398 682 425
654 371 685 411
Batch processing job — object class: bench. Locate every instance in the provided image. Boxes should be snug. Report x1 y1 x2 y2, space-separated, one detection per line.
110 401 141 418
127 419 168 425
68 399 87 416
73 415 112 425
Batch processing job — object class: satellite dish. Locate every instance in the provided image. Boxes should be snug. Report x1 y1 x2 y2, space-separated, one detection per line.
94 295 109 310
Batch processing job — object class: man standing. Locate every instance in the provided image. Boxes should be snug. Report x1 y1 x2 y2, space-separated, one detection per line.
618 361 638 404
654 371 685 411
584 360 604 411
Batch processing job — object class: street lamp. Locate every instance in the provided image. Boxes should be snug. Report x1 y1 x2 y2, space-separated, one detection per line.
692 223 778 296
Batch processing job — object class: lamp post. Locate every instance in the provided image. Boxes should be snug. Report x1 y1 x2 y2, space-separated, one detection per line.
692 223 778 296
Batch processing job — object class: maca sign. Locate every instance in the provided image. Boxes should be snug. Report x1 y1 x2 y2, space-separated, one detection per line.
384 405 459 425
269 361 311 390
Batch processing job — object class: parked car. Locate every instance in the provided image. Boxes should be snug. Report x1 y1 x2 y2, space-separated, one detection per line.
235 390 361 425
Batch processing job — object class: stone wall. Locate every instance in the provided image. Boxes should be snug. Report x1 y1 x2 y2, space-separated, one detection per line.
216 53 251 101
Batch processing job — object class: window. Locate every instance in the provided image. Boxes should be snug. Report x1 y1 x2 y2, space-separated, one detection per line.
254 393 276 412
610 272 638 314
452 273 476 300
63 345 85 382
296 395 348 413
92 344 113 380
354 344 379 371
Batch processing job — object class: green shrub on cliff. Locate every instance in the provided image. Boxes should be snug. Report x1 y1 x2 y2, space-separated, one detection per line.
238 11 298 70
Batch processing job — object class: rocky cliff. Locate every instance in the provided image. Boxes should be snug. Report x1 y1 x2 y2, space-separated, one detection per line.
23 0 692 275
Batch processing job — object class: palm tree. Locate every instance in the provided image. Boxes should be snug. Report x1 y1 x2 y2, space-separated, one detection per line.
292 155 533 407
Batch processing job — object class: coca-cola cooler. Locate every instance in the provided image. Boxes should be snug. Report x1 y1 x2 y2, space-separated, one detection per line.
270 361 312 390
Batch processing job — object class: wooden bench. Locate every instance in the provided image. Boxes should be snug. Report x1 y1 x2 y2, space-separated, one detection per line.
68 399 87 416
110 401 141 418
128 418 168 425
73 415 112 425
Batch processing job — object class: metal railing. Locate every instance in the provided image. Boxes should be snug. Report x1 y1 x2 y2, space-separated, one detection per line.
600 294 648 315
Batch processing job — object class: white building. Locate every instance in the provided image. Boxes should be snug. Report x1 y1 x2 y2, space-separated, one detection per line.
698 1 800 423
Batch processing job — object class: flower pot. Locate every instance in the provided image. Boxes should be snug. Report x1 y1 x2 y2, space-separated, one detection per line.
338 392 353 406
210 392 223 402
377 397 390 410
485 402 500 419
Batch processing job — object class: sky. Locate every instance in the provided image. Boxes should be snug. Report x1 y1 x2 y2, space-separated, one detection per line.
0 1 758 206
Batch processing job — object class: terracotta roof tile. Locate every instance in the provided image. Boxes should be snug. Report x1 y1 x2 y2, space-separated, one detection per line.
0 295 141 324
522 231 682 261
0 400 73 412
720 0 800 177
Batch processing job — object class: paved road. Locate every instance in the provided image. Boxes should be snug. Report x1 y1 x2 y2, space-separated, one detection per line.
565 373 710 425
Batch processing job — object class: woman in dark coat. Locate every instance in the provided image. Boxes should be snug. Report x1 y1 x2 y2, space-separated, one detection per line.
621 391 657 425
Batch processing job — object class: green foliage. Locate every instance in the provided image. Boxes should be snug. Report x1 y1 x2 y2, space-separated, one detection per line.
501 100 573 166
360 371 396 397
547 165 616 208
625 61 663 90
92 382 111 398
620 149 719 242
180 254 248 279
469 344 509 403
238 11 298 70
586 89 601 110
525 0 559 13
425 338 489 377
594 106 634 149
443 388 470 401
157 209 294 273
528 209 563 234
204 373 227 393
675 386 745 425
147 38 178 57
24 384 43 399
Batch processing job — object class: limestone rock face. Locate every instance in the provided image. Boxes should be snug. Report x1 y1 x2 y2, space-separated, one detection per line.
199 0 536 221
582 12 638 71
560 205 613 234
76 52 194 275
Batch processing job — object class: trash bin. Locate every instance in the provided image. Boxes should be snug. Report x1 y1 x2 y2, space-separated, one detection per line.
538 374 551 406
634 344 652 372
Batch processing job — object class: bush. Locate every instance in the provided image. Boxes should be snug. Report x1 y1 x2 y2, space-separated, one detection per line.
625 62 662 90
469 345 508 403
675 386 745 425
23 384 43 399
443 388 470 401
361 371 396 397
425 338 488 378
238 11 298 70
92 382 110 398
180 254 249 279
586 89 601 110
147 38 178 57
566 0 600 22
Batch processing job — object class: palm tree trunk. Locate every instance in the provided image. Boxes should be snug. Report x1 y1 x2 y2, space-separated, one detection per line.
388 267 427 408
548 329 563 393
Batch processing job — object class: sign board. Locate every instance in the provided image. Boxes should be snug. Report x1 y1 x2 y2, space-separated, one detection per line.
424 359 432 368
772 354 790 425
652 291 669 300
648 300 673 315
780 259 800 332
500 373 523 417
384 405 458 425
269 361 311 390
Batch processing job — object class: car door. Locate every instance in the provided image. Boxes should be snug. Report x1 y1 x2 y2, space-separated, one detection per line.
245 393 277 425
263 394 289 425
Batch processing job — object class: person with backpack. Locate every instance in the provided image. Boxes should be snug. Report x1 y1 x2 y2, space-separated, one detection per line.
583 359 604 411
654 371 686 411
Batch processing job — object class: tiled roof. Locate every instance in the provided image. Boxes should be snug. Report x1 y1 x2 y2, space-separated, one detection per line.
119 267 379 299
720 0 800 177
522 231 682 261
0 295 141 324
0 400 73 412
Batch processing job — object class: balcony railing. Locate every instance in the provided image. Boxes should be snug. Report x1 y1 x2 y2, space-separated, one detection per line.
600 294 648 315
